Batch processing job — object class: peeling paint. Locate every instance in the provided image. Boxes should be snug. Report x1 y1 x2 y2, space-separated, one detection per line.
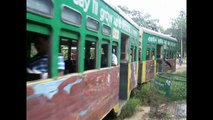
30 77 68 99
80 108 89 116
107 74 111 85
63 78 83 94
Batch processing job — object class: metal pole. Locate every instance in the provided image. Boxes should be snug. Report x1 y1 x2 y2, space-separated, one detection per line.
181 23 182 58
180 12 184 58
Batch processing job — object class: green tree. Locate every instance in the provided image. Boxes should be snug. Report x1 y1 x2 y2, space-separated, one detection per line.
118 5 162 32
165 11 186 58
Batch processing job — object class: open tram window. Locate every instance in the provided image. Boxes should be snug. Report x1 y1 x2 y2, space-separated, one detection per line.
101 42 109 68
146 48 150 60
84 41 97 70
139 48 142 61
27 31 50 81
151 48 155 60
130 47 133 62
130 47 136 62
60 38 78 74
166 50 169 59
120 33 129 62
112 44 118 66
112 45 118 56
134 47 137 61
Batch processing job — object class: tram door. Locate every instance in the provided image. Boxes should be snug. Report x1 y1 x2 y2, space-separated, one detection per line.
119 33 129 100
157 44 163 72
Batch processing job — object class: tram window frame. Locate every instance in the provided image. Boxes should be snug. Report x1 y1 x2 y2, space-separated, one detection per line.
61 5 82 27
170 50 172 59
102 24 111 36
60 38 78 74
27 0 54 18
171 50 173 59
86 16 99 32
84 40 97 71
130 47 134 62
134 47 137 61
101 41 110 68
27 32 51 81
138 48 142 61
120 36 128 62
151 48 155 60
112 45 118 56
146 48 150 60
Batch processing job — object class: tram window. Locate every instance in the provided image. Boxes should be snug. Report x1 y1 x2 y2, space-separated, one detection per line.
27 0 53 17
139 49 142 61
151 49 155 60
130 47 134 62
27 32 50 81
102 24 111 36
112 45 118 56
121 39 127 60
86 17 99 32
84 41 97 70
62 6 82 27
171 51 173 59
60 38 78 74
146 48 150 60
166 51 169 59
134 48 137 61
112 45 118 66
173 51 176 58
101 43 109 68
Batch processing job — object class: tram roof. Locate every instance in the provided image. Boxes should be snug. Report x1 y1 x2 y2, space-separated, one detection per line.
141 27 177 42
102 0 140 30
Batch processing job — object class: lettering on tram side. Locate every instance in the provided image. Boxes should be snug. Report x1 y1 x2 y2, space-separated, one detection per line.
112 28 119 40
100 8 113 25
73 0 91 12
148 36 157 43
73 0 139 38
158 38 164 44
92 0 98 15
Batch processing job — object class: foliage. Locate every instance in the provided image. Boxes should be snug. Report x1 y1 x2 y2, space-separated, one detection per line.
164 11 186 57
118 98 140 119
155 73 186 101
116 71 186 119
118 5 161 32
118 5 187 58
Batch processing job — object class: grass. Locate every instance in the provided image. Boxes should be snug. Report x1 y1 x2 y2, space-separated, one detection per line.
115 71 186 119
118 98 140 119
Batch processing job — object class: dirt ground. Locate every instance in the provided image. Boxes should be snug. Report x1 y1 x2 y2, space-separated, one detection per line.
175 63 186 73
124 64 187 120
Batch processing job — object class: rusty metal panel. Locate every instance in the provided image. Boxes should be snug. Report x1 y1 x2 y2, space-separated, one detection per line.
27 67 119 120
129 62 138 92
163 59 175 72
137 61 143 84
146 60 155 80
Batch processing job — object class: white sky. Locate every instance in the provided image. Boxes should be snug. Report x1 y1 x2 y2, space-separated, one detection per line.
106 0 186 29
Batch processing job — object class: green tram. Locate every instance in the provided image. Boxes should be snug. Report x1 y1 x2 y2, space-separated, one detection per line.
27 0 140 120
26 0 177 120
139 27 177 83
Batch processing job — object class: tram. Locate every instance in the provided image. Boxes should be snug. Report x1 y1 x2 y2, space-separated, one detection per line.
26 0 177 120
